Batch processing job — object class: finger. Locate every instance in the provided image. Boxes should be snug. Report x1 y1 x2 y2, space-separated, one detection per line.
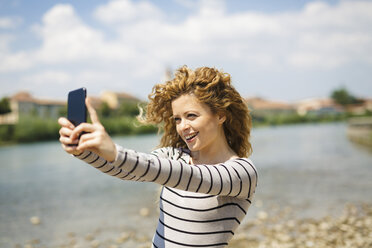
58 117 75 129
78 132 96 144
77 135 100 151
61 143 82 155
59 127 79 144
59 127 73 137
86 97 100 124
59 136 79 146
70 123 97 140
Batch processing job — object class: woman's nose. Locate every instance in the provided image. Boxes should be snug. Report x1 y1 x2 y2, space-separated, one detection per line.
180 119 190 131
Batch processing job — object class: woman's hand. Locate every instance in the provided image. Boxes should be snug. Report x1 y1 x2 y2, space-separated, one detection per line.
58 98 117 162
58 117 82 156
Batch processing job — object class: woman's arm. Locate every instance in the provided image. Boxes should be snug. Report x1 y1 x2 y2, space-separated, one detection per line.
76 144 258 200
58 98 257 199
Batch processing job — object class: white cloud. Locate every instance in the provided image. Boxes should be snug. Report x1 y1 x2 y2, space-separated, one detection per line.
0 52 32 72
3 0 371 72
173 0 197 9
30 3 140 65
287 0 372 68
0 16 22 29
20 70 72 85
197 0 226 17
0 34 13 51
94 0 163 24
91 0 372 69
1 0 372 100
33 4 107 63
0 33 33 72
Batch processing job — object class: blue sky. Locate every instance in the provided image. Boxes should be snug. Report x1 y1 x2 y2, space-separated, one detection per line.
0 0 371 102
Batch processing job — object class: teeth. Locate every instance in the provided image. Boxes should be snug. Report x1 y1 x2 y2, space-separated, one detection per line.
185 133 198 140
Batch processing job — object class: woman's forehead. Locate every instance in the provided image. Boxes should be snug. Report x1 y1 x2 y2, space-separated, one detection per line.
171 94 211 114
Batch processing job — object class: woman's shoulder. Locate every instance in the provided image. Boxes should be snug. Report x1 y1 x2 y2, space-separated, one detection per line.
230 157 255 166
226 157 256 171
230 157 258 177
232 157 253 163
151 147 191 160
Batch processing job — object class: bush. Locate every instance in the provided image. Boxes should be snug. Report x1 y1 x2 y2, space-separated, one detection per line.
13 117 60 142
0 115 157 145
0 125 14 144
101 116 157 136
0 97 11 114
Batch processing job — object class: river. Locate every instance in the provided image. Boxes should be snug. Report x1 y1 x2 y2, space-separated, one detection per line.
0 122 371 247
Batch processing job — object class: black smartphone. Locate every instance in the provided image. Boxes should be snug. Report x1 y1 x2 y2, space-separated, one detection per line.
67 87 87 127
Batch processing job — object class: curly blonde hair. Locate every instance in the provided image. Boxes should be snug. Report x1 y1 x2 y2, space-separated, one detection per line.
140 66 252 158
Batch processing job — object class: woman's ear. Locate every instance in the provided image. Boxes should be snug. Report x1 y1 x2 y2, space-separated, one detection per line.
217 112 226 124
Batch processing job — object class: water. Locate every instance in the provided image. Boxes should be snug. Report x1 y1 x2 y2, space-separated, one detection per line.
249 123 372 217
0 123 371 247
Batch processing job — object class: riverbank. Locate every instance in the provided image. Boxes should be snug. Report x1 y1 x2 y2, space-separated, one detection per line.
230 203 372 248
251 112 347 127
0 118 348 146
1 111 371 146
347 117 372 147
0 116 157 146
13 203 371 248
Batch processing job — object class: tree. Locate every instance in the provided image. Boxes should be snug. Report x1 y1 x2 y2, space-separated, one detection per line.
100 102 112 118
331 87 362 106
0 97 11 114
118 101 140 117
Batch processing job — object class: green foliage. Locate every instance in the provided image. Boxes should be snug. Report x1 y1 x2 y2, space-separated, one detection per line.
251 112 346 127
0 117 60 144
0 115 157 145
100 102 112 118
3 95 369 145
96 100 154 135
0 97 11 114
0 98 155 145
331 87 363 106
59 105 67 117
101 116 157 135
13 117 60 142
98 101 141 118
0 125 14 144
117 101 140 117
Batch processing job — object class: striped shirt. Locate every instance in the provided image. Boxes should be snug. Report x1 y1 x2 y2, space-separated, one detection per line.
75 145 258 247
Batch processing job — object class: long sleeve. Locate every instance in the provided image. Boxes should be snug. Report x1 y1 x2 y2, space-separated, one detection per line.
74 145 258 247
75 145 257 200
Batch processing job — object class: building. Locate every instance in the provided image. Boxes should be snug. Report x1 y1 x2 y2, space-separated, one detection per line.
295 98 344 116
100 91 140 109
87 96 103 110
0 92 66 124
245 97 296 116
345 99 372 115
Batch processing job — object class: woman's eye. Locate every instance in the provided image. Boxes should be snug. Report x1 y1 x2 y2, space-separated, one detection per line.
174 117 181 123
187 113 197 118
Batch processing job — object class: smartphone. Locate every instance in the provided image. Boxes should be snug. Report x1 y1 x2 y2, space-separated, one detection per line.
67 87 87 127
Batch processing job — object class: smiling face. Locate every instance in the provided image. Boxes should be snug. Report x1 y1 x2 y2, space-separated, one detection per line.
171 94 226 156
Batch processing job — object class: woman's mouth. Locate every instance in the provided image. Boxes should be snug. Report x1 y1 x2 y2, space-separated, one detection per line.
185 132 199 142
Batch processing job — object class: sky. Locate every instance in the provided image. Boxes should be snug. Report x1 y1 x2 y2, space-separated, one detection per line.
0 0 371 102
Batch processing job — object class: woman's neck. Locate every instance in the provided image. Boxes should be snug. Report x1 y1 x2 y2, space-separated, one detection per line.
190 136 238 164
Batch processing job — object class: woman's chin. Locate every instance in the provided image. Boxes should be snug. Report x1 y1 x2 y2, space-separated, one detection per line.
186 144 198 152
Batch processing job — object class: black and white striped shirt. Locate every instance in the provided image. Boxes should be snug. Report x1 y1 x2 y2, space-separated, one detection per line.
75 145 258 247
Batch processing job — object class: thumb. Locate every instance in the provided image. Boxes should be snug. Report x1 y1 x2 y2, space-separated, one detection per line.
86 97 101 124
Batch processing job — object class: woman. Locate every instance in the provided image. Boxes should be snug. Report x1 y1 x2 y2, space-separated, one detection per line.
58 66 258 247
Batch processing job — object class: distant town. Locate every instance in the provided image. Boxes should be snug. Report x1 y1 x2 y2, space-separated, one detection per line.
0 89 371 125
0 88 372 145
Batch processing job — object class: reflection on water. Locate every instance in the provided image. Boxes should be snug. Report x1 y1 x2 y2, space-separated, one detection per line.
0 123 371 247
